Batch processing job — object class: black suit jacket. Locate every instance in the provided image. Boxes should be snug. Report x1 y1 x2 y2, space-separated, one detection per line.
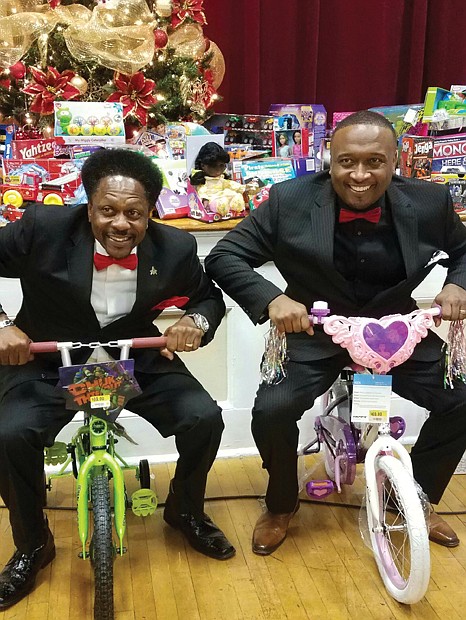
0 204 225 391
205 172 466 362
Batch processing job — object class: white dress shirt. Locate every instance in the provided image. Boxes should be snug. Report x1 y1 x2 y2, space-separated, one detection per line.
88 241 138 363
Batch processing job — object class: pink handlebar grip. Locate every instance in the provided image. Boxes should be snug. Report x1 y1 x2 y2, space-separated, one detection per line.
131 337 168 349
29 341 58 353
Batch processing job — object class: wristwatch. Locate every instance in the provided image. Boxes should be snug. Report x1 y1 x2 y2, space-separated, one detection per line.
0 318 15 329
186 313 209 334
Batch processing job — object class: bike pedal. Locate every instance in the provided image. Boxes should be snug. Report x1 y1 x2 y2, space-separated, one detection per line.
131 489 158 516
44 441 69 465
306 479 335 499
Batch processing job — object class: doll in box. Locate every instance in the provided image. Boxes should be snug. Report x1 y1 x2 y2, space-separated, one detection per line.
277 132 292 157
292 130 302 157
189 142 246 217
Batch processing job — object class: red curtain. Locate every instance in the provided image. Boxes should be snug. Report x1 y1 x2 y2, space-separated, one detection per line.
203 0 466 121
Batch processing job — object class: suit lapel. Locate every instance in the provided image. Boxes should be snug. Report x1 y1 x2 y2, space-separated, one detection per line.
67 222 97 323
389 182 419 278
313 180 356 301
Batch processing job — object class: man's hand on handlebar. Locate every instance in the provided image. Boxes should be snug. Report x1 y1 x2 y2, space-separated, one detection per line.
161 315 205 360
434 283 466 326
0 325 33 365
267 294 314 335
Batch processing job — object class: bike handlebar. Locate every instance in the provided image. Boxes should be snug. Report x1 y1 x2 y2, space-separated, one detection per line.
29 336 168 354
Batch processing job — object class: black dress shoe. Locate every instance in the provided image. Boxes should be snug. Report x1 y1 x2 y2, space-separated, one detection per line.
163 493 235 560
0 529 56 609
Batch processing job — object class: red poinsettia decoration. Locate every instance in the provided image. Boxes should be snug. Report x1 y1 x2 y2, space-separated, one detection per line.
106 72 157 126
22 66 81 115
198 67 216 108
171 0 206 29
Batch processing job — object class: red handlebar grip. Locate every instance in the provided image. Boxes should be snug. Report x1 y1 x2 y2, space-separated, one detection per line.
29 341 59 353
131 337 168 349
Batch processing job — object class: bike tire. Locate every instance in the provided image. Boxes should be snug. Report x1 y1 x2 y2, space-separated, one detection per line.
138 459 151 489
90 473 115 620
366 454 430 604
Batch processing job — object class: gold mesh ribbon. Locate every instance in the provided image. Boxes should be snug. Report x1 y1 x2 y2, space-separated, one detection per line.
0 1 57 69
60 0 157 75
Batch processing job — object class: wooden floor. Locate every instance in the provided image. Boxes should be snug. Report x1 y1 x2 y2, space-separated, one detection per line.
1 454 466 619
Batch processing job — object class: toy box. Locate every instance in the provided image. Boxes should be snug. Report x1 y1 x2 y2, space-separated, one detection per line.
431 173 466 213
0 124 16 160
269 104 327 164
186 178 247 223
53 101 125 144
291 157 316 177
155 188 189 220
272 128 309 159
11 137 67 160
203 113 274 151
239 158 295 187
399 135 434 179
369 104 428 140
431 133 466 173
1 158 86 207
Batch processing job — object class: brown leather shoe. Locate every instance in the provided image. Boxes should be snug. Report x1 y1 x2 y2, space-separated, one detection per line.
429 511 460 547
252 503 299 555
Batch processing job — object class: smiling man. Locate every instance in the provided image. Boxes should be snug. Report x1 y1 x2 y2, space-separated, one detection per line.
205 110 466 556
0 148 234 610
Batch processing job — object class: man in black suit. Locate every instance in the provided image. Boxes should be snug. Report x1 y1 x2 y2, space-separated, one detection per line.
0 148 235 610
205 110 466 555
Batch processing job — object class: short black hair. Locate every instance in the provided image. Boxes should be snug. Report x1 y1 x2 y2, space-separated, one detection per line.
333 110 397 144
81 148 163 206
194 142 230 169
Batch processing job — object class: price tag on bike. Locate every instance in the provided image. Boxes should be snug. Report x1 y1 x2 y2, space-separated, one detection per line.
351 374 392 423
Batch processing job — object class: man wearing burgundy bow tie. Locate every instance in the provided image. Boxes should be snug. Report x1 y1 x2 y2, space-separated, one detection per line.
0 148 234 609
206 110 466 555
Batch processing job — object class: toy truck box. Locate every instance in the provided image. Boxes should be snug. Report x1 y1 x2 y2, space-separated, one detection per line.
269 104 327 166
1 158 86 208
399 135 434 179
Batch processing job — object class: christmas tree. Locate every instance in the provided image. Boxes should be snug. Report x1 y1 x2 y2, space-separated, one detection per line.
0 0 225 136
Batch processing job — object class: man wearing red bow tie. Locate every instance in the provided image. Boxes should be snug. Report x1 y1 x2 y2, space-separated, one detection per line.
206 110 466 555
0 148 234 609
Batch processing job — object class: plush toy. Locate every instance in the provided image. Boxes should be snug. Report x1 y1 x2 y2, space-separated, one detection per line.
189 142 246 217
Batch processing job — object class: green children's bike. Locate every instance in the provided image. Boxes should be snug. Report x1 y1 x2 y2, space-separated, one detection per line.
33 336 166 620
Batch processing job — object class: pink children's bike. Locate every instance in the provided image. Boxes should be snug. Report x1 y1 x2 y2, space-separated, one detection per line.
296 303 441 604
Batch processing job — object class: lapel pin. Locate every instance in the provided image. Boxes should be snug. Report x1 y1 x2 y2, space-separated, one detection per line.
150 266 158 276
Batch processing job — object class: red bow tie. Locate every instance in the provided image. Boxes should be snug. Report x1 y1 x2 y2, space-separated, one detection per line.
339 206 381 224
94 252 138 271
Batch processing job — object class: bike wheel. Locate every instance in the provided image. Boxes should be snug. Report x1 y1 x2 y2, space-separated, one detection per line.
138 459 151 489
90 473 115 620
366 454 430 604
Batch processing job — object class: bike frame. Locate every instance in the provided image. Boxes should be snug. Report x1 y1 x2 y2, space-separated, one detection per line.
34 337 166 558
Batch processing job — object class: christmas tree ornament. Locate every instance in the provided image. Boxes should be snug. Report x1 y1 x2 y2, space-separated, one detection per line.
22 66 81 115
9 61 26 80
70 75 88 95
106 71 157 125
171 0 206 29
153 28 168 49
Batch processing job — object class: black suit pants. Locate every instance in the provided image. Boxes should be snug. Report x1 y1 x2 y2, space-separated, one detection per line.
252 352 466 513
0 371 223 552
